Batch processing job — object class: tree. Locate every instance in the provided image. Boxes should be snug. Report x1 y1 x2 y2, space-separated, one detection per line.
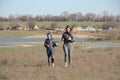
102 11 109 21
9 15 15 21
116 15 120 22
19 15 28 21
85 13 96 21
61 11 69 21
0 11 119 22
68 13 77 21
76 12 84 21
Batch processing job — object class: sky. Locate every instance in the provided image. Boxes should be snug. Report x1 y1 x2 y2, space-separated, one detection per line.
0 0 120 17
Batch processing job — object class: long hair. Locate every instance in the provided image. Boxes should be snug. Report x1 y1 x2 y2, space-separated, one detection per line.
65 25 72 32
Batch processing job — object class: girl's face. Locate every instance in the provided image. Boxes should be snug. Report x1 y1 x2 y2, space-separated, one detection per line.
47 35 51 39
66 28 71 33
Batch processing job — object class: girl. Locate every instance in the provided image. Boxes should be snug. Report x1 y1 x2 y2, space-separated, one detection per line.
61 25 75 67
44 32 57 67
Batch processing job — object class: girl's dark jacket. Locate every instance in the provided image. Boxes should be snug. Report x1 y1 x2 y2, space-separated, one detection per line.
44 33 57 51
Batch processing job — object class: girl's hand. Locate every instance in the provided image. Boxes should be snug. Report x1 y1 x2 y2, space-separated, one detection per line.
68 37 72 40
55 43 58 47
45 44 50 47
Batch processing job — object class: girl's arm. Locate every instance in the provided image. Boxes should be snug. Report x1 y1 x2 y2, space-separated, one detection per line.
44 40 47 47
68 33 75 42
44 39 50 47
52 40 57 47
61 33 64 41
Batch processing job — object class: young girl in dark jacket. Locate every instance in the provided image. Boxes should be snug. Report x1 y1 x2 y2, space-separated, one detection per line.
44 32 57 67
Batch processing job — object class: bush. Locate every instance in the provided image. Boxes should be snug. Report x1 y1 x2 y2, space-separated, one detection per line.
50 22 58 29
102 21 119 30
106 30 120 40
101 21 120 40
27 21 36 30
0 23 4 30
9 21 16 27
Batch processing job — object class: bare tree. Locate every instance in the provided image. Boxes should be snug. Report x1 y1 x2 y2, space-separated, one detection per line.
0 16 4 21
116 15 120 22
0 11 119 22
102 11 109 21
19 15 28 21
9 15 16 21
76 12 84 21
68 13 77 21
61 11 69 21
85 13 96 21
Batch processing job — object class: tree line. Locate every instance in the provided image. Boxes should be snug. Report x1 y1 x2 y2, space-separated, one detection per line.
0 11 120 22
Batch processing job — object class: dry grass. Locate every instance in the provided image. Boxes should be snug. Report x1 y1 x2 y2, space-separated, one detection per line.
0 43 120 80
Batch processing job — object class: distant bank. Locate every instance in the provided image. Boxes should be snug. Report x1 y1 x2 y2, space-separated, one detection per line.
24 34 95 38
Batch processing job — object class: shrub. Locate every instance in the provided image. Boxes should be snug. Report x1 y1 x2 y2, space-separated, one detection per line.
27 21 36 30
104 22 120 40
106 30 120 40
0 23 4 30
50 22 58 29
102 21 119 30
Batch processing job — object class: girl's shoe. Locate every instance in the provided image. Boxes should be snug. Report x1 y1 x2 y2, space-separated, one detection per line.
64 63 67 67
52 63 55 67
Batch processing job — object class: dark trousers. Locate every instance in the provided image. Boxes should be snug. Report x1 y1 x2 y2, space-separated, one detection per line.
46 50 54 66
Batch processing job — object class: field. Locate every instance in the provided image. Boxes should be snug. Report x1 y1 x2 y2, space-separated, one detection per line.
0 21 107 28
1 21 120 38
0 30 46 38
0 21 120 80
0 43 120 80
0 30 98 39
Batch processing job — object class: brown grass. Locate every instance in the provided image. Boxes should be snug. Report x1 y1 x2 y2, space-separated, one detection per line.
0 43 120 80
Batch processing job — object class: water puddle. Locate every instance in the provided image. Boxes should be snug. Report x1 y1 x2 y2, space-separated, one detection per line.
0 38 120 47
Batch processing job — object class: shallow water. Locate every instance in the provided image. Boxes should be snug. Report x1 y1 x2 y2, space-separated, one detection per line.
0 38 87 47
0 38 120 47
0 38 45 42
0 38 87 42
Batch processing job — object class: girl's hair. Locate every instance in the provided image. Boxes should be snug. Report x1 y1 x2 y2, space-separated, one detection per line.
65 25 72 31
